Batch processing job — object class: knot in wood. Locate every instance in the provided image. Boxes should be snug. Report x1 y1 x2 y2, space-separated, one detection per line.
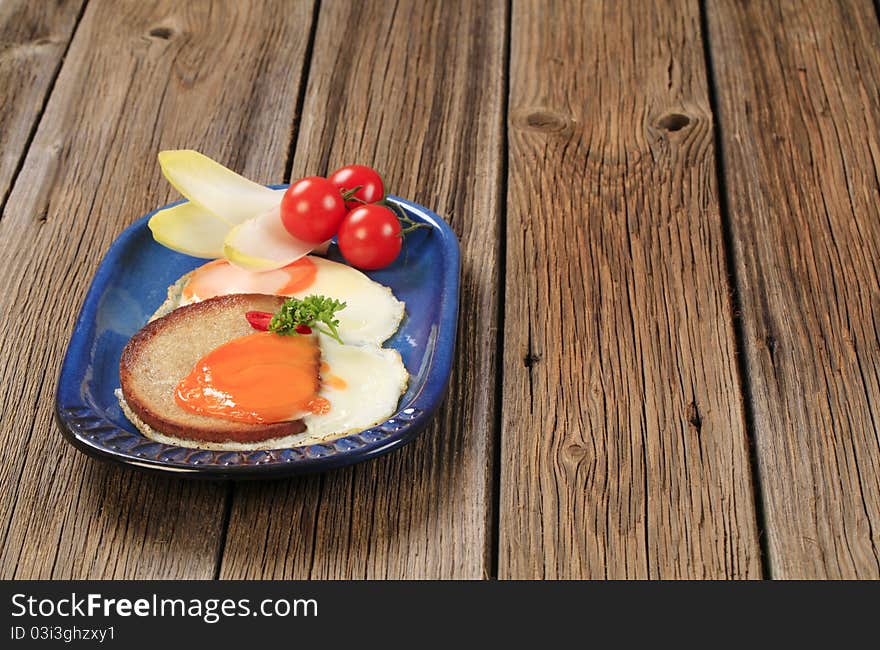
149 26 173 40
686 401 702 431
512 107 575 136
563 443 589 463
523 352 541 368
656 112 691 132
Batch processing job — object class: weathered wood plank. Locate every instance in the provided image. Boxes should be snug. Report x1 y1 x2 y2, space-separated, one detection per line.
0 0 84 208
219 0 506 579
499 0 761 578
0 0 315 578
706 0 880 578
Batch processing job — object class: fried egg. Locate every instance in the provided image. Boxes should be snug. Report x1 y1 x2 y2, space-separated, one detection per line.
175 256 404 346
120 330 409 451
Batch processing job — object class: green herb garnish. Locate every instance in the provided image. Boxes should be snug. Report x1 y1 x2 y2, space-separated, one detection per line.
269 295 346 344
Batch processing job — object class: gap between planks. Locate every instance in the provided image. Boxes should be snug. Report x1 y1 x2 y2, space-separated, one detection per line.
489 0 513 581
698 0 771 580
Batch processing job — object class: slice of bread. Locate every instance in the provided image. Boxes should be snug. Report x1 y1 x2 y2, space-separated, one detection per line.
120 293 313 444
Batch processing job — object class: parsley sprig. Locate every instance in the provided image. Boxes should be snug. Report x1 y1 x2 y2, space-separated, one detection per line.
269 295 346 344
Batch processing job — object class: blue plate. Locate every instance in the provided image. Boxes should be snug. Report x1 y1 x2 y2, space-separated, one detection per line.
55 191 459 478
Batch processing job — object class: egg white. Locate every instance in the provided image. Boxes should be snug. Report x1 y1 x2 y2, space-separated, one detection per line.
287 257 404 347
305 335 408 439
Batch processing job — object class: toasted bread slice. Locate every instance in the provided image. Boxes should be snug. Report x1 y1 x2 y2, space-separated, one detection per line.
120 293 313 444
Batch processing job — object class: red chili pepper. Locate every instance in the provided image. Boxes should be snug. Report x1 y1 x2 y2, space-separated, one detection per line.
295 324 312 335
246 311 273 331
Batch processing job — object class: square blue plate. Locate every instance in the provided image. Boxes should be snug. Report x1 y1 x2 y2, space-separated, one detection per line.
55 192 459 478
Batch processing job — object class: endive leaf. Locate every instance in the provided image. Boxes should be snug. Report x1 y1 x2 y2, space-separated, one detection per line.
158 150 283 225
224 205 315 271
148 202 230 259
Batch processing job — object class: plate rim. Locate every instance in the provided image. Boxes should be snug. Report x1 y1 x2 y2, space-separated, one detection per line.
55 191 460 478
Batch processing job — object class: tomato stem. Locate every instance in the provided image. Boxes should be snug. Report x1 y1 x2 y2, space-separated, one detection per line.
341 186 366 202
399 223 431 235
388 201 431 235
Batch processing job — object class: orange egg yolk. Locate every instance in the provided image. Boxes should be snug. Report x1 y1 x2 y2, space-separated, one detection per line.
175 332 323 424
182 257 317 301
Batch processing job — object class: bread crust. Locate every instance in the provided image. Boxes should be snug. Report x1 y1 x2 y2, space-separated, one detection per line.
120 294 311 443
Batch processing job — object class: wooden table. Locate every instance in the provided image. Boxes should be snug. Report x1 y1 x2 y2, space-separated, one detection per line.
1 0 878 580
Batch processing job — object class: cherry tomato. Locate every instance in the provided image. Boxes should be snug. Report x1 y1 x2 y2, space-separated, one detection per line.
329 164 385 208
281 176 347 243
337 204 402 270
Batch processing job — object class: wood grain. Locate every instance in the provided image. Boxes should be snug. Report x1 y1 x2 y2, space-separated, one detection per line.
0 0 84 209
0 0 316 578
219 0 506 579
706 0 880 578
499 0 761 578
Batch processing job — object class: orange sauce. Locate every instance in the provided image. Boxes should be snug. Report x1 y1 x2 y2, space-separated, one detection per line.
318 361 347 390
175 332 322 423
182 257 317 301
308 396 331 415
326 375 348 390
